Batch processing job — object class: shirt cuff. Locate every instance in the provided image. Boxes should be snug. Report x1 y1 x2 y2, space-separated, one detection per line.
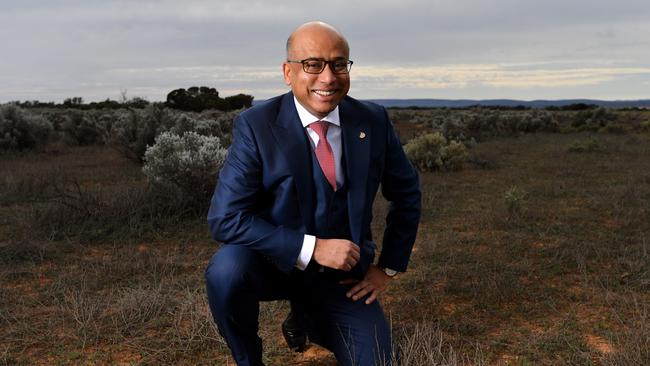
295 234 316 270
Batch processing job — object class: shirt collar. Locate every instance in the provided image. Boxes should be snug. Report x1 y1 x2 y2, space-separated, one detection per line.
293 96 341 128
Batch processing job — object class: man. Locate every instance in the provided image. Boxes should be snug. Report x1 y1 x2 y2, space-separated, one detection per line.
205 21 421 366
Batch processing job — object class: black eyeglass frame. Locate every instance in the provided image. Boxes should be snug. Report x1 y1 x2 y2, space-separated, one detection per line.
286 58 354 74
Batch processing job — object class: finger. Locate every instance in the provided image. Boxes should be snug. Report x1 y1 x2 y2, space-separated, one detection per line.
346 282 363 298
347 282 371 299
365 292 377 305
346 283 363 297
351 287 371 301
351 244 361 260
350 243 360 255
347 256 358 268
348 252 359 262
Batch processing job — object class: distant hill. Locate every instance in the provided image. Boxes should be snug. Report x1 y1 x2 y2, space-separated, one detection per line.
365 99 650 109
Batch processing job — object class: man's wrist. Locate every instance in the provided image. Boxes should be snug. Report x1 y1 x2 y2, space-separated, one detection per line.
295 234 316 270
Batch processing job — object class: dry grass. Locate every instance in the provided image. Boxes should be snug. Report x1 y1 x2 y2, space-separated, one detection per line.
1 127 649 365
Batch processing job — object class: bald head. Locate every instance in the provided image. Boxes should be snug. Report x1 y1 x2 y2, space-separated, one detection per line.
286 21 349 59
282 21 351 118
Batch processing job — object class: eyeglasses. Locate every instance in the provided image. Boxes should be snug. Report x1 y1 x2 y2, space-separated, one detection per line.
286 58 354 74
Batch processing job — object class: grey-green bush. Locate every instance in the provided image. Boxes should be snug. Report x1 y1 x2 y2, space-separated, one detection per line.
61 110 108 146
567 138 604 153
142 132 227 206
0 104 53 150
110 106 237 163
110 107 171 163
405 132 469 172
389 108 559 143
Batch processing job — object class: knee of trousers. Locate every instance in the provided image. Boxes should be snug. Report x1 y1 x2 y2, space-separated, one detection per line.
204 245 257 307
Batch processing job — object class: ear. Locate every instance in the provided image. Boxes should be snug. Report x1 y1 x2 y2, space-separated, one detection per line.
282 62 292 86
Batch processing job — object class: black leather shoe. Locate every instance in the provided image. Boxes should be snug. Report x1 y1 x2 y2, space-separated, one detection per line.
282 311 307 352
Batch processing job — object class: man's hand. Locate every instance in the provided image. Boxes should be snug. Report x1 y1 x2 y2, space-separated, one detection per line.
313 238 360 271
340 264 392 305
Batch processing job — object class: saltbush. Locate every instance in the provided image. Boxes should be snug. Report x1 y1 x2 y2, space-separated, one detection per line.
0 104 53 150
183 109 239 146
142 132 227 206
571 107 616 132
61 110 107 146
390 108 560 142
567 138 605 153
599 123 627 134
404 132 469 172
641 120 650 133
110 106 173 162
110 107 238 163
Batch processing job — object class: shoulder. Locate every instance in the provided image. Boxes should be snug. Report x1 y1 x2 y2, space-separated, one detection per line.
237 93 290 123
340 96 392 139
340 95 388 118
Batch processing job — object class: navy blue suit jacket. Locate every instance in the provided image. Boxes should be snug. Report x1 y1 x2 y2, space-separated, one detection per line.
208 92 421 276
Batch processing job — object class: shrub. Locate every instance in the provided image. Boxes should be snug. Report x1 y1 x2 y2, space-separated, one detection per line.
169 109 239 146
591 107 616 125
33 180 199 241
504 186 527 214
441 119 469 142
518 110 559 133
571 107 616 132
61 110 107 146
404 132 469 172
567 138 605 153
110 106 237 163
109 105 175 163
0 104 53 150
142 132 227 207
599 123 627 134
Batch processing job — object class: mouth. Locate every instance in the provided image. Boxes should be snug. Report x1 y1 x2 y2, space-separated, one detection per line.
312 89 338 97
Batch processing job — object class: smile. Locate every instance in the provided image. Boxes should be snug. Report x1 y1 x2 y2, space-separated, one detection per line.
312 90 337 96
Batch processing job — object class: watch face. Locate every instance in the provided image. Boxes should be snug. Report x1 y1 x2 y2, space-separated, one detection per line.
383 268 398 277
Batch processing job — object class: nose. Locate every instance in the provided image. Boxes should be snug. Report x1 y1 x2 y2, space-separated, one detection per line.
318 63 337 84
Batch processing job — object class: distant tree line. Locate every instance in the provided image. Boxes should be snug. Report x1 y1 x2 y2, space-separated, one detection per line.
9 97 151 110
6 86 254 112
165 87 253 112
388 103 602 111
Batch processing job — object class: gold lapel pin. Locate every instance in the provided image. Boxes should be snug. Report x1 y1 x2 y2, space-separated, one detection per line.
359 131 366 139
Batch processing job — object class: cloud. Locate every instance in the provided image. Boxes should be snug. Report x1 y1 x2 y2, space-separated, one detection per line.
354 63 650 89
1 0 649 101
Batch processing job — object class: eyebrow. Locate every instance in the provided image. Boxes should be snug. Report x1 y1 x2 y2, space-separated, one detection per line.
301 56 348 60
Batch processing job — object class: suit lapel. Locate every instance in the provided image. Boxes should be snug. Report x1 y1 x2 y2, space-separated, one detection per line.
340 99 370 245
271 93 314 231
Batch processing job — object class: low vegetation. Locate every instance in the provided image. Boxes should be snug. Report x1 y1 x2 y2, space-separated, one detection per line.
404 132 468 172
1 105 649 365
143 131 228 209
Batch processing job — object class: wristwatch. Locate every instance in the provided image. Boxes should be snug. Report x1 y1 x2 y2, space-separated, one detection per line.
380 267 398 277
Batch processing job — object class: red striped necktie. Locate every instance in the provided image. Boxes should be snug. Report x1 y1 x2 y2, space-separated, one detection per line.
309 121 337 191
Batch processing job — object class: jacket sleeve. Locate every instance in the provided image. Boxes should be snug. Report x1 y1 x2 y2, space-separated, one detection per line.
207 114 303 273
376 108 422 272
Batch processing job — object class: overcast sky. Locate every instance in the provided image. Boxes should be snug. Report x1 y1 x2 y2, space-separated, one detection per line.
2 0 649 103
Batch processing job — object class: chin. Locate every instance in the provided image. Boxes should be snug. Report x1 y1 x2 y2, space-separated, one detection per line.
314 104 338 116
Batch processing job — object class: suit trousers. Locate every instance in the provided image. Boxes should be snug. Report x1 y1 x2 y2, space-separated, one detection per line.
204 244 393 366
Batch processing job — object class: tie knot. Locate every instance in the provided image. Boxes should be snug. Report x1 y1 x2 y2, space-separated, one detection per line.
309 120 329 138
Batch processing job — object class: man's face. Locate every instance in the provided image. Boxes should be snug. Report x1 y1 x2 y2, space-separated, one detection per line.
283 27 350 119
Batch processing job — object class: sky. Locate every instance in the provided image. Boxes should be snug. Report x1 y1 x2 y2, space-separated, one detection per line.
1 0 649 103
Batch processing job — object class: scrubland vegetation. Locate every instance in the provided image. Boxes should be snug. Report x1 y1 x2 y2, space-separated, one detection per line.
1 102 649 365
